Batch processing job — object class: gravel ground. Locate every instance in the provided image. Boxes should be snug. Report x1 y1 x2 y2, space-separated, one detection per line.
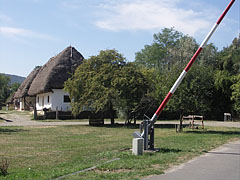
0 111 240 128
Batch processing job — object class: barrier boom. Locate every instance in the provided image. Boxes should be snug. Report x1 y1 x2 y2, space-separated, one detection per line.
133 0 236 151
149 0 235 127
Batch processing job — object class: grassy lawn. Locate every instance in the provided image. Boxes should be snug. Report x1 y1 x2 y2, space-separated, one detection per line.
0 124 239 180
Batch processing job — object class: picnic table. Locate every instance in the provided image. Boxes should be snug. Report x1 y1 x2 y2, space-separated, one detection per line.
181 115 204 129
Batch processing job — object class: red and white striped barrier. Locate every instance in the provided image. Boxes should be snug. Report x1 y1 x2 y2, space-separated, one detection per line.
149 0 235 126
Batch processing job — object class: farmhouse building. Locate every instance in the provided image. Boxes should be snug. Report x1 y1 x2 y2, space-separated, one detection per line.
28 46 84 112
14 66 41 110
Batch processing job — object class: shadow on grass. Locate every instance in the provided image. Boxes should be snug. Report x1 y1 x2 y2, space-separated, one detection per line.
86 123 188 129
0 128 27 134
0 117 13 122
158 148 182 153
143 148 182 157
185 130 240 135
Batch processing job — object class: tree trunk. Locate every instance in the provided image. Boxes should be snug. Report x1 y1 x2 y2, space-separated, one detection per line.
109 103 114 125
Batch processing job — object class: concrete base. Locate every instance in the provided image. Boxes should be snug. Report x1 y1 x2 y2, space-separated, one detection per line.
132 138 143 155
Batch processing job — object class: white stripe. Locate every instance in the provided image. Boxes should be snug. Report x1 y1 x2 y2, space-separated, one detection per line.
200 23 218 48
170 70 187 94
150 113 158 123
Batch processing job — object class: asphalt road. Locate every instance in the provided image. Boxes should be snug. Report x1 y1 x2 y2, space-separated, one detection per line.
143 140 240 180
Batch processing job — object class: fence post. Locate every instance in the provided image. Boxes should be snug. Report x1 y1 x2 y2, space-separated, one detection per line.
34 106 37 120
56 106 59 120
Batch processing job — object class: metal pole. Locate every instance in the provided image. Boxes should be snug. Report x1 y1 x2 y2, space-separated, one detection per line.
149 0 236 127
143 120 149 150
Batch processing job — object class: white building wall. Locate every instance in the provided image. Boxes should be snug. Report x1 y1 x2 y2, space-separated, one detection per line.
36 92 52 111
36 89 71 111
51 89 71 111
19 99 23 110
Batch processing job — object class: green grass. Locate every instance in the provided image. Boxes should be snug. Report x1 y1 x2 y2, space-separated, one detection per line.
0 124 239 180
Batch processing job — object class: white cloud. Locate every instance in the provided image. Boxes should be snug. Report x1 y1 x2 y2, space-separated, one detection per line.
95 0 213 36
0 26 53 40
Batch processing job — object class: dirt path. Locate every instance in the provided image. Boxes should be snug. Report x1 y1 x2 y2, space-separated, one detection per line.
0 111 240 128
0 112 89 126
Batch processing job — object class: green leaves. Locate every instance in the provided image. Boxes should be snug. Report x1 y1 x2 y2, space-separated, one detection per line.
0 74 10 106
231 74 240 114
64 50 148 120
134 28 240 119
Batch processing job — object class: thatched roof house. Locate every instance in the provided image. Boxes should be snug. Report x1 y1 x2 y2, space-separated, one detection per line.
14 66 41 110
27 46 84 112
14 66 41 99
28 46 84 96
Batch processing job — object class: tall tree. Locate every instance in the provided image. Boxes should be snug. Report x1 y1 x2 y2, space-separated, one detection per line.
0 74 10 107
157 64 214 118
64 49 148 122
135 28 200 72
231 74 240 116
213 36 240 118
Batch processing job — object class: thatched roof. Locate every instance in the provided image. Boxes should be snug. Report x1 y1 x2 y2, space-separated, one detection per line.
7 92 15 103
14 66 41 98
28 46 84 96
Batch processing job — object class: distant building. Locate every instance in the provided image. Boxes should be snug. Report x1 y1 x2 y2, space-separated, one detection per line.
14 66 41 110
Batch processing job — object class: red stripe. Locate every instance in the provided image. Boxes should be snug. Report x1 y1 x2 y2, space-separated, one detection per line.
155 92 172 116
184 47 202 72
217 0 235 24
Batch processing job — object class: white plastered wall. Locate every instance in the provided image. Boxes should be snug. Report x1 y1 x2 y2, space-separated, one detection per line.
36 89 71 111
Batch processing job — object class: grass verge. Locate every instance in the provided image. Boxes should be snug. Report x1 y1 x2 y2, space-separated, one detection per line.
0 124 239 180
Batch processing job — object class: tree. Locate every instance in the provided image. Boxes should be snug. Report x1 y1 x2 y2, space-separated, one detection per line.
64 49 149 123
199 43 218 68
0 74 10 107
157 64 215 118
231 74 240 117
212 36 240 118
135 27 198 71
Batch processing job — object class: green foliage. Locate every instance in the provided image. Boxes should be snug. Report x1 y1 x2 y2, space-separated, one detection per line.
199 43 218 68
10 83 20 92
134 27 240 119
231 74 240 114
135 27 198 71
0 74 10 106
157 64 214 116
65 49 148 119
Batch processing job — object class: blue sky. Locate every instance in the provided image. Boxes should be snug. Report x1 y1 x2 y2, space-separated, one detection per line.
0 0 239 77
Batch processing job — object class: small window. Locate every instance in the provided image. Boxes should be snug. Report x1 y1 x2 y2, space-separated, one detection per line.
47 96 50 103
64 95 71 103
37 96 39 103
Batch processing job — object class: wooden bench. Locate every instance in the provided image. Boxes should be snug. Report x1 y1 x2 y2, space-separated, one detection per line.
181 115 204 129
89 118 104 126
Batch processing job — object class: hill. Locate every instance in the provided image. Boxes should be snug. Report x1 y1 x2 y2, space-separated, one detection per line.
0 73 25 84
